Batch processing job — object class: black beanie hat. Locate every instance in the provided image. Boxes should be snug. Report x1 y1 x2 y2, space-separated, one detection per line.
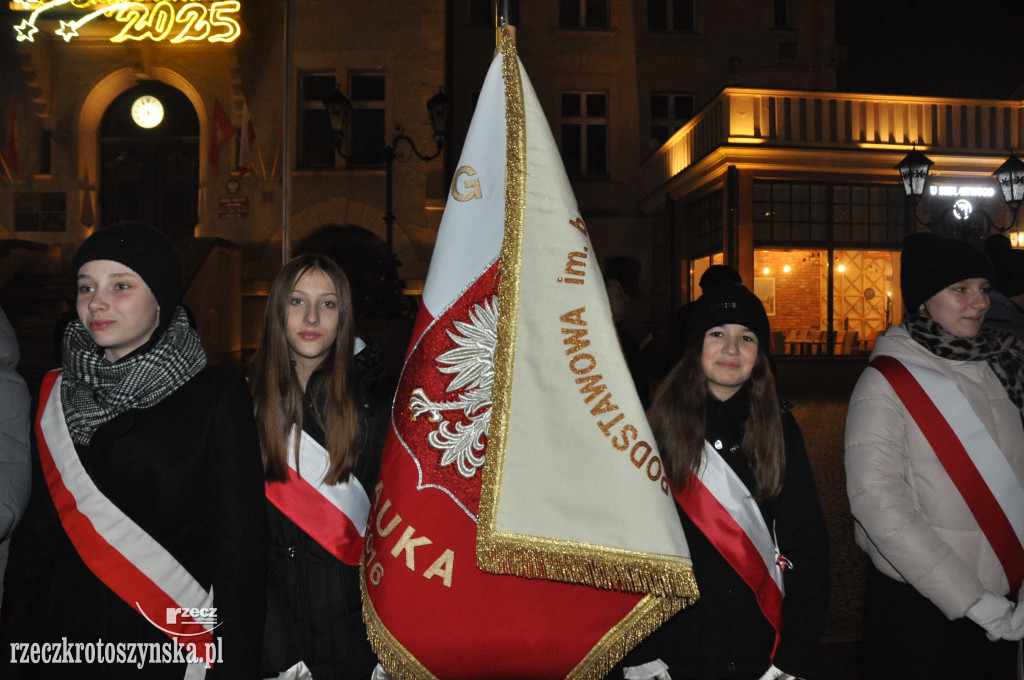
684 281 771 352
71 222 182 329
900 232 993 314
698 264 743 292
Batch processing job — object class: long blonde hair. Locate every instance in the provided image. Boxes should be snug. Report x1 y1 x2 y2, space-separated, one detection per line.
648 346 785 500
249 255 359 484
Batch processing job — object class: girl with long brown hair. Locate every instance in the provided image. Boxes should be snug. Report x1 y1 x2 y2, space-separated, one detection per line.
617 281 829 680
251 254 388 680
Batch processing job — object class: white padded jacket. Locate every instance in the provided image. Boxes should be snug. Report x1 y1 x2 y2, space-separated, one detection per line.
845 324 1024 619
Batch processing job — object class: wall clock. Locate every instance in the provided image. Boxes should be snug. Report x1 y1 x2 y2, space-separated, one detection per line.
131 95 164 129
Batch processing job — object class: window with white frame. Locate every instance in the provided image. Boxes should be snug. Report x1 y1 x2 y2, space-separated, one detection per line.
298 72 336 169
348 73 386 166
560 92 607 177
559 0 609 29
650 92 694 148
647 0 694 31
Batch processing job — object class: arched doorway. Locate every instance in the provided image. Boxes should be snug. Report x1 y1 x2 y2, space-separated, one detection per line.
99 81 198 243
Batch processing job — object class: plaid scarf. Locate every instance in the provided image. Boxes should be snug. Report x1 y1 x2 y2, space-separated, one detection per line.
61 306 207 445
905 314 1024 417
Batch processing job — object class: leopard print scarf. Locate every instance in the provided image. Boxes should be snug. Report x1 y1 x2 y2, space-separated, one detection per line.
905 314 1024 417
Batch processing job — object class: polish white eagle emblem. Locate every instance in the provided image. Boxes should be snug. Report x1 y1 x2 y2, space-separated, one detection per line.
409 295 498 479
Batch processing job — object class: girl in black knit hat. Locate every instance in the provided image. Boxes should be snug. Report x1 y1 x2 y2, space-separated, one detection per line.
845 232 1024 680
0 221 267 679
616 281 830 680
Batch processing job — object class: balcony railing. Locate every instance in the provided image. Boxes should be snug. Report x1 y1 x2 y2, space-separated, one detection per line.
643 88 1024 196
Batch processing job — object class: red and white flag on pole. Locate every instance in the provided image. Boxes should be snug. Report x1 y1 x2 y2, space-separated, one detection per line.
362 30 696 680
209 99 234 177
237 102 257 177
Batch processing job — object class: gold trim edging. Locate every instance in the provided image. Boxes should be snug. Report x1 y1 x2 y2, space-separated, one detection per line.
362 562 438 680
474 28 697 679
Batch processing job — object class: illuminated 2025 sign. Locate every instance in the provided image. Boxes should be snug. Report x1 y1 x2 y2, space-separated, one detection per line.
13 0 241 44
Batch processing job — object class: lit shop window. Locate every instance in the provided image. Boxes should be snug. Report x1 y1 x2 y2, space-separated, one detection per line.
754 248 899 356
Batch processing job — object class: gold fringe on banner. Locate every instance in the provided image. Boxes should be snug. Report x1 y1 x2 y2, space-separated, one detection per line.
568 594 687 679
361 567 439 680
476 531 699 598
474 28 699 676
478 28 698 600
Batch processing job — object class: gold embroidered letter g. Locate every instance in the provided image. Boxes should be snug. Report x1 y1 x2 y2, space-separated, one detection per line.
451 166 483 202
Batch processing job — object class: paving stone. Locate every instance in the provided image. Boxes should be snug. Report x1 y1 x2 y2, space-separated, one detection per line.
781 359 869 679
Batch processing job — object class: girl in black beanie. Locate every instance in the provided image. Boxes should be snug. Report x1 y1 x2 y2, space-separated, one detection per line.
846 232 1024 680
0 221 267 679
616 282 830 680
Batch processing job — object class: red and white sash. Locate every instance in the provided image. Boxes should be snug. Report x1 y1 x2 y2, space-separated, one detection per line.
675 441 784 652
870 355 1024 592
264 427 370 566
36 371 215 677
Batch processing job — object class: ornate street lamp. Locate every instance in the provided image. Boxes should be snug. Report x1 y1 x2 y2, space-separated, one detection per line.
993 152 1024 215
383 89 450 258
323 87 449 259
894 148 933 205
894 147 1024 240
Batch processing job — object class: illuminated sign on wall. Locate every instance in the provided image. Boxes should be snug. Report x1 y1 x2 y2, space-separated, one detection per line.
928 184 996 198
13 0 241 44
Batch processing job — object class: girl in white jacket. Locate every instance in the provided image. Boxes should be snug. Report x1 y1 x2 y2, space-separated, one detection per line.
845 232 1024 680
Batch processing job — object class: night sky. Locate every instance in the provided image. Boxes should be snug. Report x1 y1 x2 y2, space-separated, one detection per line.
835 0 1024 100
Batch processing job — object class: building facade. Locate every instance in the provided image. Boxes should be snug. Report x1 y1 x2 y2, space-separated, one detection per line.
641 89 1024 356
449 0 840 354
5 0 1017 389
1 0 447 387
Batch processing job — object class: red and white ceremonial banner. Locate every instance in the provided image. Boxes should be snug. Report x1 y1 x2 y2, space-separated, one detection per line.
265 427 370 566
361 31 696 680
675 441 785 652
870 355 1024 592
36 371 216 674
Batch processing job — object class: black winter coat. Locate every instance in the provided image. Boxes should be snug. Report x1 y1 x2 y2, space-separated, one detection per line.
0 366 267 679
613 391 830 680
260 343 389 680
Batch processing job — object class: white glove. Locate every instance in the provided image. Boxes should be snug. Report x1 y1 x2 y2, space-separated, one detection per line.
370 664 393 680
965 590 1024 642
266 661 314 680
757 665 801 680
622 659 671 680
1011 583 1024 631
